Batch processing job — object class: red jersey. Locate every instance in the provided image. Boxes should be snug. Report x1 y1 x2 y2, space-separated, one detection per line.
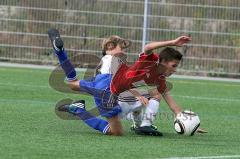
110 53 166 94
143 68 167 94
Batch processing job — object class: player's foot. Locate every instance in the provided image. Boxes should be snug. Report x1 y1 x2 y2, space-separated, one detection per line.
68 100 86 114
58 100 85 114
134 126 163 136
57 104 69 112
130 124 158 131
47 28 64 52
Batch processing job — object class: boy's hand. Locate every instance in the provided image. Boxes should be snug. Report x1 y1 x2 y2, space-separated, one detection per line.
136 96 149 106
172 36 191 46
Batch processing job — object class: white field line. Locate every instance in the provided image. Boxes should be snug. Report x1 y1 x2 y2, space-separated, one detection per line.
0 62 240 103
172 80 240 87
0 80 239 103
0 94 239 105
0 98 54 105
172 95 240 103
158 155 240 159
0 65 240 103
0 82 49 88
0 62 86 71
170 75 240 83
1 62 240 83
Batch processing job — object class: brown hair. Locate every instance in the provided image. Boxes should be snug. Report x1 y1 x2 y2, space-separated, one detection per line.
158 47 182 62
101 35 131 56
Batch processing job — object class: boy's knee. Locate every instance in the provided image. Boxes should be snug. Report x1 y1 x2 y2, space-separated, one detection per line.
107 115 123 136
68 80 80 91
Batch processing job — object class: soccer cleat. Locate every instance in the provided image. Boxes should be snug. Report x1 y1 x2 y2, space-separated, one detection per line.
134 126 163 136
68 100 86 114
47 28 64 52
150 124 158 130
130 124 158 131
57 100 85 114
57 104 70 112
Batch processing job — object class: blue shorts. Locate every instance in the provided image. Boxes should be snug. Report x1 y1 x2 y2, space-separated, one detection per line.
79 74 122 118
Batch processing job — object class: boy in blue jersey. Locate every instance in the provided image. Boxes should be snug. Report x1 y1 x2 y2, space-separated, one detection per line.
48 29 156 136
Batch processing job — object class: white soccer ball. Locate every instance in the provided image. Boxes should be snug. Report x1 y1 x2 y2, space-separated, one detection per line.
174 110 200 136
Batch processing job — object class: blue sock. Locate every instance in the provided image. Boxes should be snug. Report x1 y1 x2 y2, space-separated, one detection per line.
55 49 76 81
74 108 110 134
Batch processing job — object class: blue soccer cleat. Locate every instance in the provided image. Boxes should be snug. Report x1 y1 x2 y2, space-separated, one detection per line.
58 100 86 115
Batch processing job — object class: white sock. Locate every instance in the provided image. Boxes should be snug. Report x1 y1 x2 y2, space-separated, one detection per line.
140 99 160 127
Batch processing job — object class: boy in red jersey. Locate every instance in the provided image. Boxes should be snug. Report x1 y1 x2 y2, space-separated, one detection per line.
110 36 191 95
118 46 207 135
99 36 191 135
117 46 184 135
119 47 182 135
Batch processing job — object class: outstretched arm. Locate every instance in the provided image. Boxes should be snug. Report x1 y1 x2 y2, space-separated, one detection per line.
144 36 191 55
161 91 182 115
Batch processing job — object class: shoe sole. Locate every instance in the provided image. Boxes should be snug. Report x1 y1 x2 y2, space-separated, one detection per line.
48 29 63 50
135 126 163 136
48 28 60 42
47 28 64 50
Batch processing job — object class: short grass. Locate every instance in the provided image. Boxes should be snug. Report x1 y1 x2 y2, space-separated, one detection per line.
0 66 240 159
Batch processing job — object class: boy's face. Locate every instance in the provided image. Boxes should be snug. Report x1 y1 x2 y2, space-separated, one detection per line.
158 60 180 77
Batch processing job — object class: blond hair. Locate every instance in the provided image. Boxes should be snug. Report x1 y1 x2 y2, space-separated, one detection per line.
101 35 131 55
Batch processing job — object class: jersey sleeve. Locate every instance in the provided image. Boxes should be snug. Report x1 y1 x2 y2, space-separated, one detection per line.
127 52 158 72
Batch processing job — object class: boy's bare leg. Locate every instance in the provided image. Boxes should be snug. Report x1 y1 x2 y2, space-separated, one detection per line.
107 116 124 136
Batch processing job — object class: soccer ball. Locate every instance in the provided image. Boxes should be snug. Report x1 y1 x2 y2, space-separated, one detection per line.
174 110 200 136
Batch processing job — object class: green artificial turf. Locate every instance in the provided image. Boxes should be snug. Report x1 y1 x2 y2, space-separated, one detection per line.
0 67 240 159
